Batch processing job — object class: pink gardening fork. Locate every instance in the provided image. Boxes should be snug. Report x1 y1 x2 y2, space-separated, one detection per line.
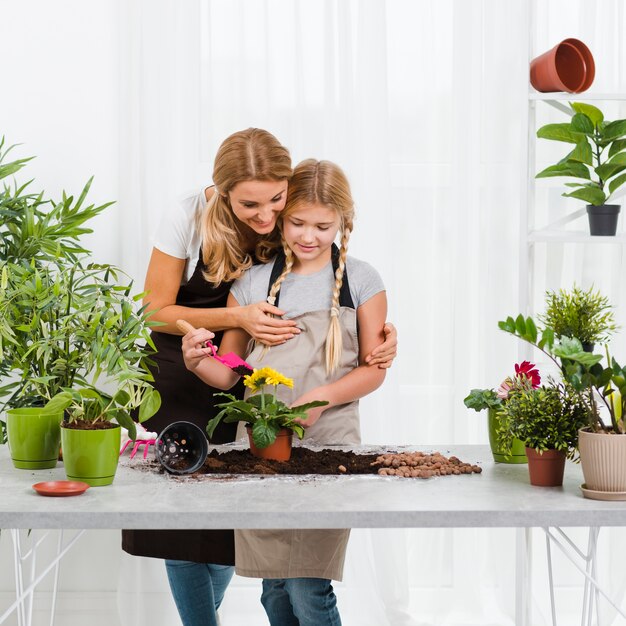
176 319 254 375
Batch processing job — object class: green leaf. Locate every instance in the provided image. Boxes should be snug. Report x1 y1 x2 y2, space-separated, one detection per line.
536 162 591 180
538 327 555 351
603 119 626 142
251 419 280 449
537 123 586 144
571 103 604 126
609 173 626 196
608 139 626 159
463 389 501 412
596 163 626 182
563 185 607 205
570 113 594 134
289 400 329 412
515 314 526 336
526 317 538 343
138 388 161 422
498 317 517 334
44 391 73 413
114 410 136 441
566 140 593 165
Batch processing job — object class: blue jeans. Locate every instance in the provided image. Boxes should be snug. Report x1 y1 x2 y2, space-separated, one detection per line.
261 578 342 626
165 560 234 626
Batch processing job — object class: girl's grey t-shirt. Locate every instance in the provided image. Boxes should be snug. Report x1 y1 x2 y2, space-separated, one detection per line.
230 255 385 317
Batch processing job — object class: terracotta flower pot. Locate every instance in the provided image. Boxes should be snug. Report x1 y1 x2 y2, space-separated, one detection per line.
530 38 595 93
246 426 293 462
525 447 566 487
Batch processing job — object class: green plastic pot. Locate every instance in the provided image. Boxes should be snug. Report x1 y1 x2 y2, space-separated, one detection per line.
488 408 528 464
61 424 121 486
6 407 62 469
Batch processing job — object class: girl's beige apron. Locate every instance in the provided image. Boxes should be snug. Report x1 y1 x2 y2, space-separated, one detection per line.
235 246 360 581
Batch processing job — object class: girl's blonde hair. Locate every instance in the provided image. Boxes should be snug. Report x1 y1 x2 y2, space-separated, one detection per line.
200 128 292 285
268 159 355 373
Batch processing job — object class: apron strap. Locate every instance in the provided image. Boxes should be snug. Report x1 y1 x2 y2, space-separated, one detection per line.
266 244 354 309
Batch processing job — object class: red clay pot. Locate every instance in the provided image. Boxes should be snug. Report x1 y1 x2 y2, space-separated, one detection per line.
525 447 566 487
530 38 594 93
246 426 293 462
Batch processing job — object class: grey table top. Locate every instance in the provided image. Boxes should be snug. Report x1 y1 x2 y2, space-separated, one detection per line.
2 444 626 530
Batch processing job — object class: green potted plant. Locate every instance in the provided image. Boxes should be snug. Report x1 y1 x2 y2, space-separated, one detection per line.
497 305 626 498
496 380 591 486
0 137 160 480
536 102 626 235
464 361 542 464
539 285 618 352
207 366 328 461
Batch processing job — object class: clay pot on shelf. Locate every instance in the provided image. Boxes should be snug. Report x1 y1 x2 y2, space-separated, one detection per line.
246 426 293 462
525 447 566 487
530 38 595 93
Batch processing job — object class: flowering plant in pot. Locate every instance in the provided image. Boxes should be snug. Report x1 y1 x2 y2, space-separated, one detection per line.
536 102 626 235
496 380 592 486
464 361 541 463
207 366 328 461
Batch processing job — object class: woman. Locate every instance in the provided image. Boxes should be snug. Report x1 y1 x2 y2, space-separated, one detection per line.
122 128 397 626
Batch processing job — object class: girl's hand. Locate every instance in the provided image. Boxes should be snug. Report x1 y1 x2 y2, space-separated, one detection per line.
238 301 300 346
291 389 328 428
181 327 215 372
364 322 398 369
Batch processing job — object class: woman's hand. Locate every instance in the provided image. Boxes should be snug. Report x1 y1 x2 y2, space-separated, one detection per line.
237 301 300 346
364 322 398 369
181 327 215 372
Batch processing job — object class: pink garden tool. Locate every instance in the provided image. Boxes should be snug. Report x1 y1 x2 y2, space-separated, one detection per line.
176 319 254 375
120 438 156 460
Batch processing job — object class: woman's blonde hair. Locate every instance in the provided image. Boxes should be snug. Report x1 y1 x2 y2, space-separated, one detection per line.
268 159 355 374
200 128 292 285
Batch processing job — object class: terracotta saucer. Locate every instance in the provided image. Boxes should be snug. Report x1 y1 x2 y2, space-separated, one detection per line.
580 483 626 501
32 481 90 497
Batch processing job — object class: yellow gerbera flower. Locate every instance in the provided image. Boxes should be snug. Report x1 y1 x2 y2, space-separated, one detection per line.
243 366 293 391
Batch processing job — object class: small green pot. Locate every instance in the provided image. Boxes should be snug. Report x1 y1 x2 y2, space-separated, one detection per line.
61 424 121 486
488 408 528 464
6 407 62 469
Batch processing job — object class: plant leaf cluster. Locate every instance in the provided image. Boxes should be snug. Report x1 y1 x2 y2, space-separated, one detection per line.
495 381 592 459
539 285 617 345
536 102 626 205
0 138 161 441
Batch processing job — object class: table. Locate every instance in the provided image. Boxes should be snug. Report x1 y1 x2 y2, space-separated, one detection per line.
2 444 626 625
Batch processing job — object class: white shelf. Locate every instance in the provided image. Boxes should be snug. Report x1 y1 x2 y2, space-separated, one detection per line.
529 92 626 101
528 230 626 244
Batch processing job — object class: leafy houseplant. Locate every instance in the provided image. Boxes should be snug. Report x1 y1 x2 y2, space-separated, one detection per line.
540 285 617 348
0 137 160 459
464 361 540 463
207 366 328 458
496 380 592 487
496 381 591 459
536 102 626 235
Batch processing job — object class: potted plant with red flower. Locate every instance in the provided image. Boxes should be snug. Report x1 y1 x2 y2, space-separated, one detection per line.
464 361 541 463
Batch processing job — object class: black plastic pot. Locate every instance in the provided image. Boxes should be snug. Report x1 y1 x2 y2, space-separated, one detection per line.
155 421 208 474
586 204 620 236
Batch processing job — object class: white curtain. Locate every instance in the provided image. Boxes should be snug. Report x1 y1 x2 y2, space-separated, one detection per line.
113 0 626 624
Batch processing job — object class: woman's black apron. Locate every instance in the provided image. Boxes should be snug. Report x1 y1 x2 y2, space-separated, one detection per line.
122 247 244 564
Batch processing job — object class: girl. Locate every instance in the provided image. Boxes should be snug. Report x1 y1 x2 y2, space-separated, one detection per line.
123 128 397 626
182 159 388 626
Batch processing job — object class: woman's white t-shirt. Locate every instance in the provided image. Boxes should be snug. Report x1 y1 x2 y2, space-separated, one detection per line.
152 190 205 283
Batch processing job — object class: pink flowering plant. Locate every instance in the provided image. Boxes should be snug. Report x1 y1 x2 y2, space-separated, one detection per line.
464 361 542 413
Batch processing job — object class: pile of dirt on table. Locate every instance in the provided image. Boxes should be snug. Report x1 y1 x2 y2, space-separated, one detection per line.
189 448 482 478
